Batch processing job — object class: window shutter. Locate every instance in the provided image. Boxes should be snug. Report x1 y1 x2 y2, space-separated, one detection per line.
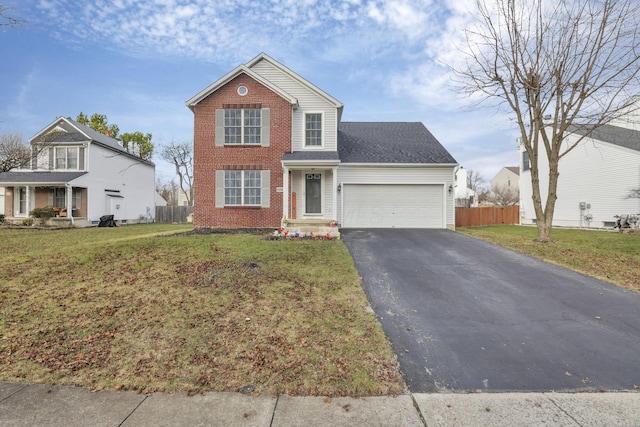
215 170 225 208
215 110 225 147
48 190 53 206
49 149 54 170
261 108 270 147
261 170 270 208
79 147 85 170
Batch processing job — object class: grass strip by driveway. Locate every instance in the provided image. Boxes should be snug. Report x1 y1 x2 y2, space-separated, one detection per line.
0 224 404 397
457 225 640 292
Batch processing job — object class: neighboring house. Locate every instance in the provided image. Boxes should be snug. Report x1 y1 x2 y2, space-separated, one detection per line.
454 166 477 207
488 166 520 206
0 117 156 226
491 167 519 192
519 122 640 228
186 53 458 230
177 189 192 206
155 192 168 207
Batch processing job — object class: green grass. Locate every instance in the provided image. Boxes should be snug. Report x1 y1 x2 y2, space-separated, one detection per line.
457 225 640 292
0 224 403 396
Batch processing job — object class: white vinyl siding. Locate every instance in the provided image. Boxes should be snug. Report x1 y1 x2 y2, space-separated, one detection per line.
519 136 640 228
249 60 339 151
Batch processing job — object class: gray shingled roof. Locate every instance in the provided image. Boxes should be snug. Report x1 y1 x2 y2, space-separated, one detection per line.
282 151 340 161
338 122 457 164
53 118 155 166
567 123 640 152
0 171 87 184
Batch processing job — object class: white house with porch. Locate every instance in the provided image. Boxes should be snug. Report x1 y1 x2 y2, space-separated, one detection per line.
0 117 156 226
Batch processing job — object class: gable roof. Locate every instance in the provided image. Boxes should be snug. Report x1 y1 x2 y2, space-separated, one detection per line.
29 117 154 166
567 123 640 152
337 122 457 164
186 53 344 113
245 53 344 110
506 166 520 175
185 60 299 110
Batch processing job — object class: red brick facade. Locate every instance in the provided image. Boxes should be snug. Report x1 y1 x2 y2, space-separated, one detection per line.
192 73 292 228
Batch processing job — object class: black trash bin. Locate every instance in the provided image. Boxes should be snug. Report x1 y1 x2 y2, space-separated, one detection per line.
98 215 116 227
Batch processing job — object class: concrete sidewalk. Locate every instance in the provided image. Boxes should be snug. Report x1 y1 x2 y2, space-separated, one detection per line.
1 382 638 426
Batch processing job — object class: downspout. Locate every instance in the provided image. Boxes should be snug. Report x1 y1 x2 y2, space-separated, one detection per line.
66 183 75 225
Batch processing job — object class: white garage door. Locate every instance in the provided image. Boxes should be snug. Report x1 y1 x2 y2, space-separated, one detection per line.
342 184 444 228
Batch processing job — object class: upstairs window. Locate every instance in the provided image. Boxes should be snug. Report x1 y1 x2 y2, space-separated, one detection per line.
224 109 261 145
54 147 79 170
522 151 531 171
305 113 322 147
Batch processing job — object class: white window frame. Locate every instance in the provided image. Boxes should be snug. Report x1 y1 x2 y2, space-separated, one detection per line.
304 112 324 149
54 147 79 170
224 170 262 206
224 109 261 145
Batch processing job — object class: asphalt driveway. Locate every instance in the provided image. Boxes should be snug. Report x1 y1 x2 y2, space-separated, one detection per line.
341 229 640 393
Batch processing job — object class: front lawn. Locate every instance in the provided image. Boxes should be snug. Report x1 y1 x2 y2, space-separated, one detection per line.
0 224 404 396
458 225 640 292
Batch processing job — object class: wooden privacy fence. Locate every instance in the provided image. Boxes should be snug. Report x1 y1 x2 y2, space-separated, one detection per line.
155 206 194 223
456 206 520 227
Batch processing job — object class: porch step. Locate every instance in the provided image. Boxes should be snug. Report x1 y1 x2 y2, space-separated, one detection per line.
283 219 339 235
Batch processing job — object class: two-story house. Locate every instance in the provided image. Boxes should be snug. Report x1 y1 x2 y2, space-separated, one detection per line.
0 117 156 226
519 121 640 228
187 53 457 230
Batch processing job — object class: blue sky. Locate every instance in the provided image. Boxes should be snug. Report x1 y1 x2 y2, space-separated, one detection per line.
1 0 519 184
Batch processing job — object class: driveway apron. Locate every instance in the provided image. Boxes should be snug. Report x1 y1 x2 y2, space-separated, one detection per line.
341 229 640 393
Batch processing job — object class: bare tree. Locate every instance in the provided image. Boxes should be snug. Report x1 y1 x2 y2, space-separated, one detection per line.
0 5 25 27
0 133 30 173
456 0 640 242
156 178 180 206
488 185 520 206
159 140 194 206
466 169 487 195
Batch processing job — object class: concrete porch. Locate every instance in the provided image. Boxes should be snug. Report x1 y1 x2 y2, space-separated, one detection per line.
283 218 339 235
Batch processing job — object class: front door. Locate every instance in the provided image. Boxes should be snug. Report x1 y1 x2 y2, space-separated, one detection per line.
305 173 322 214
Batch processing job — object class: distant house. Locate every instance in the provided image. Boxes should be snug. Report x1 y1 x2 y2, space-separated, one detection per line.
186 53 458 230
491 167 519 192
0 117 156 226
155 192 168 207
454 167 477 207
519 119 640 228
487 166 520 206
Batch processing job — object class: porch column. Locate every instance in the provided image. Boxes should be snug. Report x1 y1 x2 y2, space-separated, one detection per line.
332 166 338 222
282 166 289 221
25 186 31 217
66 185 73 219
